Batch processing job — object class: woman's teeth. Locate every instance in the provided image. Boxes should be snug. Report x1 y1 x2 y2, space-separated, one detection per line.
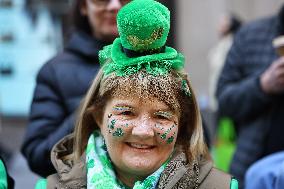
129 143 153 149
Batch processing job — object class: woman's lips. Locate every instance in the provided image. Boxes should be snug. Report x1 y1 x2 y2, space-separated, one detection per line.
126 142 155 150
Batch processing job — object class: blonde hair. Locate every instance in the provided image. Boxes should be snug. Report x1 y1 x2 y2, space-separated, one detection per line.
73 68 210 163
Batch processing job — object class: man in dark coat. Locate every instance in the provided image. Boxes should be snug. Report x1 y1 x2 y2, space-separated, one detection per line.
216 5 284 189
21 0 130 177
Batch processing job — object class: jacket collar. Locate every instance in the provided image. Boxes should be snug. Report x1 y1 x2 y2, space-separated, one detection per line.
50 134 86 188
157 151 213 189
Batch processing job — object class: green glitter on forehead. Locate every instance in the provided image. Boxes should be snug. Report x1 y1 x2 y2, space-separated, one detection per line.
99 70 182 113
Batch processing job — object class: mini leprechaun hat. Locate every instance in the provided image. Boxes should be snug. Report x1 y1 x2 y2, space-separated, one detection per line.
99 0 184 76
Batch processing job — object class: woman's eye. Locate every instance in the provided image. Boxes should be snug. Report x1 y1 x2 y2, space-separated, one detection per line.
156 115 169 120
121 111 132 116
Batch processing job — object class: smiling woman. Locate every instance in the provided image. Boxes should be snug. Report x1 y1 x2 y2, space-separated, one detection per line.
98 96 179 185
36 0 238 188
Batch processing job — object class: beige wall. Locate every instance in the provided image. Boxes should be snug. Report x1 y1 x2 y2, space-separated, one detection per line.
176 0 284 100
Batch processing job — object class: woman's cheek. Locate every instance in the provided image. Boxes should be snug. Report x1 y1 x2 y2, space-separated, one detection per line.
106 114 129 139
155 124 178 144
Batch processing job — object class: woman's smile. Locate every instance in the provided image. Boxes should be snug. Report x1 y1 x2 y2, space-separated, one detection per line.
125 142 156 151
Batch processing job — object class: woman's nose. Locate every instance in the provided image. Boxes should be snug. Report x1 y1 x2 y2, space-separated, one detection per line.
107 0 122 11
131 118 155 138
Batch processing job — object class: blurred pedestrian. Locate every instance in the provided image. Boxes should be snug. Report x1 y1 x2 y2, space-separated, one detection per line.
208 13 242 112
35 0 238 188
217 4 284 189
245 151 284 189
209 13 242 172
21 0 130 177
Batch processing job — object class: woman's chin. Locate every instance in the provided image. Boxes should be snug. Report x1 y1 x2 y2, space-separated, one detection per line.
120 154 162 176
123 161 158 177
117 142 165 172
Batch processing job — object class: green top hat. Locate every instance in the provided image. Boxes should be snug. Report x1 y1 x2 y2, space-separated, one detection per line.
99 0 184 76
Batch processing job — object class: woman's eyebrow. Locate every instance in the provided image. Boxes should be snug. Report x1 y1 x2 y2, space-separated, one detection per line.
155 110 173 114
154 110 174 117
112 105 134 110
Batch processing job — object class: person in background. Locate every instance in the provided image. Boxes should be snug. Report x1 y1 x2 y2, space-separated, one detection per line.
245 151 284 189
216 4 284 189
21 0 130 177
208 13 242 114
35 0 238 188
208 14 242 172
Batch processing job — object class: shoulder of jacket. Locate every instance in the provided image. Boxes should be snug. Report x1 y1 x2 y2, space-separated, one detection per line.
236 16 276 39
45 174 59 189
36 50 85 83
199 167 234 189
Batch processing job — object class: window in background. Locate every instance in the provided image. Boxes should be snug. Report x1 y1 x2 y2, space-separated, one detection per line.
0 0 57 116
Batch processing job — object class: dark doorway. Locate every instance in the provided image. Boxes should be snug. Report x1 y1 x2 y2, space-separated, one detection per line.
158 0 176 48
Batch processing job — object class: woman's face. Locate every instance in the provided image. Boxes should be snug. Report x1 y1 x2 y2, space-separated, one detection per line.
97 95 180 182
81 0 130 41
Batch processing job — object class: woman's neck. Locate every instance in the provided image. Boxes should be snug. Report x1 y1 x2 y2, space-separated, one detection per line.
116 169 147 187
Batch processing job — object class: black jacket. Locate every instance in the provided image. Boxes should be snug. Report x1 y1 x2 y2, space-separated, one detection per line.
216 15 284 188
21 31 108 177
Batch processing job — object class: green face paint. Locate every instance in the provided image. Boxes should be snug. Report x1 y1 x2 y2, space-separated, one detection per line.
107 117 126 138
166 131 176 144
155 124 177 144
112 128 124 137
166 136 174 144
108 119 116 130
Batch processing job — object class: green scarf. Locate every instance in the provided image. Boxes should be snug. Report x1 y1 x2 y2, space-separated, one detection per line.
86 130 167 189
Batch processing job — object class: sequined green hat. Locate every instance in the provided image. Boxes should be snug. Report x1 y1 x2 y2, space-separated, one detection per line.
99 0 184 76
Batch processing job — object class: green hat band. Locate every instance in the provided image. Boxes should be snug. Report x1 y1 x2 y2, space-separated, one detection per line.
100 38 184 76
